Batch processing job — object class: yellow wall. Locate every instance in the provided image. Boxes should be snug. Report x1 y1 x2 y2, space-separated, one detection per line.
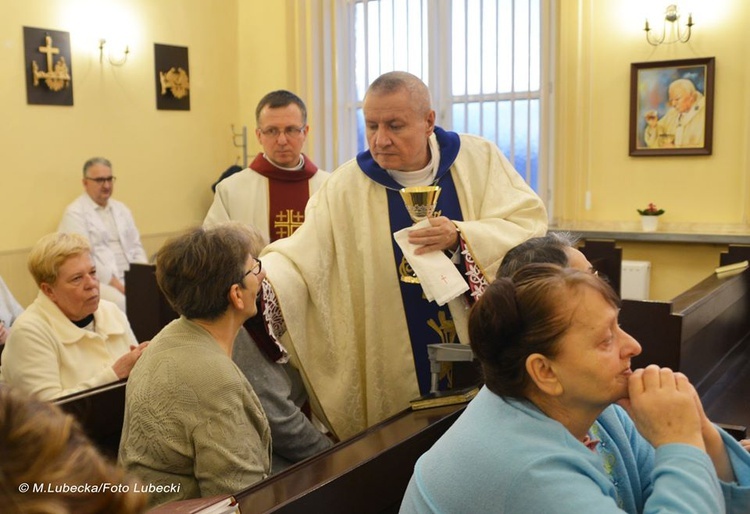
237 1 291 159
555 0 750 299
616 241 728 300
0 0 293 304
555 0 750 225
2 1 748 304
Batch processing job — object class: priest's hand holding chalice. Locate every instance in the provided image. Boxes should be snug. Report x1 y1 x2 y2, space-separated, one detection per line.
399 185 442 283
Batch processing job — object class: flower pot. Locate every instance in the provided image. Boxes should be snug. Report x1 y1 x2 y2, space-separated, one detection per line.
640 215 659 232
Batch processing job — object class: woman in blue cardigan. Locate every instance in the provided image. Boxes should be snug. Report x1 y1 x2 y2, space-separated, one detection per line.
401 264 750 513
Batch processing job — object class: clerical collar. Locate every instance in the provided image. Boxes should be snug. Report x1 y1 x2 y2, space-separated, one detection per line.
72 313 95 329
262 154 305 171
387 134 441 187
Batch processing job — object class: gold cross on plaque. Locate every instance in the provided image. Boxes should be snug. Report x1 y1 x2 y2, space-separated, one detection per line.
39 35 60 72
31 33 71 91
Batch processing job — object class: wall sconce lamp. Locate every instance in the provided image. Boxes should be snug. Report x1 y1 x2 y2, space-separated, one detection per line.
99 38 130 66
644 4 693 46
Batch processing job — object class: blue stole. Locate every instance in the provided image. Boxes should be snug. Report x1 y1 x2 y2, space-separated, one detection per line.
357 127 464 394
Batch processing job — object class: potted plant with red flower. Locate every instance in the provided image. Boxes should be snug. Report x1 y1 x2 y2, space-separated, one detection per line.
637 203 664 232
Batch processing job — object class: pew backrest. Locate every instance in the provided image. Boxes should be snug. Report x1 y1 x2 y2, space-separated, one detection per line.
579 239 622 296
232 403 464 513
149 403 464 513
54 378 128 459
125 263 178 342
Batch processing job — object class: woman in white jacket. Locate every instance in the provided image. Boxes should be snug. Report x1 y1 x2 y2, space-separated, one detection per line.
0 232 146 400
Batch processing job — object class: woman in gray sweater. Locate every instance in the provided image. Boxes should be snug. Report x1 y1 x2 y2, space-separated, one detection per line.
119 222 271 507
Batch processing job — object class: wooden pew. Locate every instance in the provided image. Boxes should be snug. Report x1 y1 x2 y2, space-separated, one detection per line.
620 280 750 439
54 378 128 460
150 403 466 514
125 263 178 342
580 242 750 431
147 242 748 513
619 245 750 389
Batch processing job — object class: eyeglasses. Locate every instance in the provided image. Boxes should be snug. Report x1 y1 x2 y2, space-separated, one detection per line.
258 126 306 139
85 176 116 184
239 259 262 282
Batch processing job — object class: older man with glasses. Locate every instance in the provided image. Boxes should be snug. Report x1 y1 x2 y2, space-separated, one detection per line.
58 156 148 312
204 90 329 243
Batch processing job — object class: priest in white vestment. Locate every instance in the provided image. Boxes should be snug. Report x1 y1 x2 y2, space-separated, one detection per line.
204 90 329 242
260 72 548 440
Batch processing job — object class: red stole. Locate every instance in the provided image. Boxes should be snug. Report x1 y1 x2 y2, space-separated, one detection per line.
250 154 319 242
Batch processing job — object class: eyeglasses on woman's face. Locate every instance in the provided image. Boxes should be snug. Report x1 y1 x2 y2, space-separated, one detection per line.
239 259 262 284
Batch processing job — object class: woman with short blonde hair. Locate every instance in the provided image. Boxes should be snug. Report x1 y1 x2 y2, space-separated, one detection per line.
0 232 145 400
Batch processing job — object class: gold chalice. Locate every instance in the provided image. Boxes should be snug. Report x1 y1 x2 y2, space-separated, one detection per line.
399 185 442 284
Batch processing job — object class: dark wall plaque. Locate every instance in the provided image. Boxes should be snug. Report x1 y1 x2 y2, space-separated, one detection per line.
154 43 190 111
24 26 73 106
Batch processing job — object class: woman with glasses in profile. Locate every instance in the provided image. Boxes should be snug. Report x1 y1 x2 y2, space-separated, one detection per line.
119 222 271 508
231 231 334 473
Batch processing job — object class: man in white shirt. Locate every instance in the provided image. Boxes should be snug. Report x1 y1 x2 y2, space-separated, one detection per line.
58 157 148 311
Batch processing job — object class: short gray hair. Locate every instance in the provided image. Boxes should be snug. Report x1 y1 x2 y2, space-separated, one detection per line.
366 71 432 115
156 222 262 320
82 157 112 177
497 232 580 279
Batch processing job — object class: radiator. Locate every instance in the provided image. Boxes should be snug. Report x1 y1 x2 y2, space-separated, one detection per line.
621 260 651 300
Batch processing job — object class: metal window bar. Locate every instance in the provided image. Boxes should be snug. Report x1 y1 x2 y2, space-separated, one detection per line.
477 0 484 136
363 0 370 97
495 0 500 160
525 0 532 184
510 0 517 170
462 0 468 132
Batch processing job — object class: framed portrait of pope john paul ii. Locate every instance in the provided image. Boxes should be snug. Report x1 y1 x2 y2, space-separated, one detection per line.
629 57 715 156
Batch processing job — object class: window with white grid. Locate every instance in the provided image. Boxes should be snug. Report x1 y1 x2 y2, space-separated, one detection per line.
347 0 551 197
